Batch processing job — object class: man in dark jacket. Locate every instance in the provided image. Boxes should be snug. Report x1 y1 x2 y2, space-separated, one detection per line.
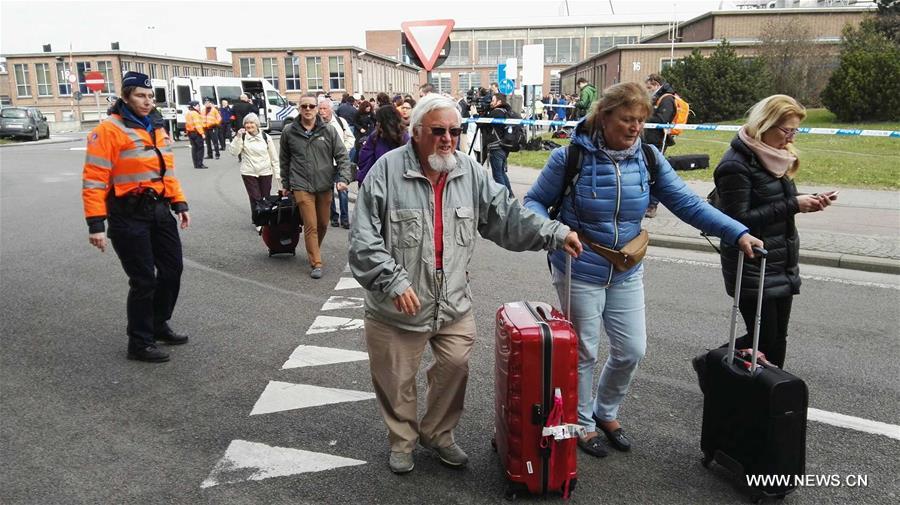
480 93 514 195
642 74 677 217
280 94 352 279
336 94 358 133
231 94 259 133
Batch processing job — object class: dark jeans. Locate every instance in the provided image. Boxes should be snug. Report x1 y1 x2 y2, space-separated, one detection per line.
108 202 183 352
218 124 232 148
330 185 350 225
242 174 273 220
488 148 513 196
205 126 220 157
188 132 204 167
734 294 793 369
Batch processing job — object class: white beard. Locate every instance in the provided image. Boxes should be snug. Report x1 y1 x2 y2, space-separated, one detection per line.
427 152 458 173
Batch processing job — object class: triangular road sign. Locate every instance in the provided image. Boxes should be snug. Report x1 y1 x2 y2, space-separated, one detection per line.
201 439 365 488
250 381 375 416
401 19 455 71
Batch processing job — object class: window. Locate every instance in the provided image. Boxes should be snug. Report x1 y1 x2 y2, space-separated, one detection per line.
488 71 498 85
284 56 301 90
239 57 255 77
267 90 286 106
306 56 322 90
477 39 525 65
262 57 279 89
446 40 470 66
97 61 113 93
199 86 217 104
202 67 210 77
56 62 71 95
35 63 52 96
328 56 344 90
534 38 583 64
14 64 31 97
549 72 561 95
176 85 191 104
428 72 451 94
149 63 158 79
121 61 131 72
61 110 75 121
161 65 169 80
41 110 56 122
76 61 91 94
0 95 12 106
458 72 480 93
172 66 179 77
135 62 145 73
660 58 682 71
183 66 190 76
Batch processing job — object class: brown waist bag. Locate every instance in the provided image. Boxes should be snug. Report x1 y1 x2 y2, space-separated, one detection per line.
578 229 650 272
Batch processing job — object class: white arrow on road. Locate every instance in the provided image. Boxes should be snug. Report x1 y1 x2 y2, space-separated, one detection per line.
250 381 374 416
200 439 365 488
334 277 362 291
321 295 364 311
306 315 363 335
281 345 369 370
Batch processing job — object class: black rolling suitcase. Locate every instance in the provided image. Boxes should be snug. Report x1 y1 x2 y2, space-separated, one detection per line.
254 195 302 256
695 248 808 502
667 154 709 170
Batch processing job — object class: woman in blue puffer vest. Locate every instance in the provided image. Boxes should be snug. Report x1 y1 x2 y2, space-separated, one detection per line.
524 82 763 458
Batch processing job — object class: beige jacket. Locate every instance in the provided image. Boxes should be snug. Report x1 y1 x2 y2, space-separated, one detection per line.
228 131 280 183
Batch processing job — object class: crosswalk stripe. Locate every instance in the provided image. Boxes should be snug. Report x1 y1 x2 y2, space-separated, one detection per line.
321 296 364 311
281 345 369 369
334 277 362 290
250 380 375 416
306 315 364 335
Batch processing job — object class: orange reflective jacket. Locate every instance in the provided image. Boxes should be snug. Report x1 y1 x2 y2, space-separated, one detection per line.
203 106 221 128
82 114 187 225
185 109 205 135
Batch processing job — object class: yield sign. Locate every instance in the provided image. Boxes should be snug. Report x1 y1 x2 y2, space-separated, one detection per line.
84 71 105 92
401 19 455 71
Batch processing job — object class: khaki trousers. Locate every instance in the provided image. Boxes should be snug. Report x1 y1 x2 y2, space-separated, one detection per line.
293 190 333 268
365 311 476 453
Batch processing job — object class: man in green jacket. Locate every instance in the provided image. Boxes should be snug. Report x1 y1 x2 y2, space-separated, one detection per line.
575 77 598 118
280 93 352 279
349 94 582 475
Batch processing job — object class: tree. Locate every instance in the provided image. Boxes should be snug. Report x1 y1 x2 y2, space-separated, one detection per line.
821 17 900 122
757 17 834 106
661 40 771 123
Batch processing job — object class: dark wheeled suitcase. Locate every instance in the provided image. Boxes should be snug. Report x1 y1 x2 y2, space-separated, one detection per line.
257 195 302 256
667 154 710 170
696 248 808 502
493 257 579 499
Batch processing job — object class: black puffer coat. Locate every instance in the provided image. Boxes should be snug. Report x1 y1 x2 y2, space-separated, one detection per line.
715 135 801 299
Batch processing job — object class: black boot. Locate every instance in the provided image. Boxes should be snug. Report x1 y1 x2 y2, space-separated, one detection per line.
127 345 170 363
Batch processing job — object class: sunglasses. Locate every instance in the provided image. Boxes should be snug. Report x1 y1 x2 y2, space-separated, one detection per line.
777 126 799 137
299 104 317 110
426 126 463 137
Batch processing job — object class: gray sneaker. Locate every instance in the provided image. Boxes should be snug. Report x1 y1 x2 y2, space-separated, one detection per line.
389 451 414 474
426 442 468 468
310 267 323 279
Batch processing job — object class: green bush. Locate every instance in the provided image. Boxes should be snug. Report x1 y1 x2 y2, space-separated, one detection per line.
662 40 772 123
821 18 900 122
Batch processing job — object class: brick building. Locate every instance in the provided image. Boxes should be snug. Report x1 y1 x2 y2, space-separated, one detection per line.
226 46 420 100
365 21 670 95
0 47 233 124
560 6 871 95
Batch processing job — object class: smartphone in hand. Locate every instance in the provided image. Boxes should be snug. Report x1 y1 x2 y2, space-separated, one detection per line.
827 190 840 200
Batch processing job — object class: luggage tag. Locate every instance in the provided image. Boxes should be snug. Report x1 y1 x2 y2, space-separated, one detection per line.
541 424 586 441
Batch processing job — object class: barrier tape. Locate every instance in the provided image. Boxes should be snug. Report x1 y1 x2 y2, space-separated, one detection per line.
463 117 900 138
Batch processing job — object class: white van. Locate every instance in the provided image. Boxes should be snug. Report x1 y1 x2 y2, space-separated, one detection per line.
170 76 297 135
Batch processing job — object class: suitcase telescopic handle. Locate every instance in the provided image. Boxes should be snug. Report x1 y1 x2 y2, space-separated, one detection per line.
727 247 767 372
565 254 572 321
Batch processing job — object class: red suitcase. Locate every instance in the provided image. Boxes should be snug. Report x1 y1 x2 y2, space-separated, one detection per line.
494 277 580 498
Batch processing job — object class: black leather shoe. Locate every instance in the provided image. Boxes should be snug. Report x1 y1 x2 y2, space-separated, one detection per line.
341 222 350 229
156 330 189 345
597 422 631 452
330 220 340 228
127 345 170 363
200 164 210 168
577 434 608 458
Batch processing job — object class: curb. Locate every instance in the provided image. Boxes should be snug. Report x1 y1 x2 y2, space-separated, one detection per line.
650 234 900 275
0 136 84 148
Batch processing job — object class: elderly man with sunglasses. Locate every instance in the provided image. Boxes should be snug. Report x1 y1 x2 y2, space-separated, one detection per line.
350 94 582 475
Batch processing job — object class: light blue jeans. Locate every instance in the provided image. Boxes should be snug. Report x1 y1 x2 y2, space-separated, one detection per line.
552 266 647 431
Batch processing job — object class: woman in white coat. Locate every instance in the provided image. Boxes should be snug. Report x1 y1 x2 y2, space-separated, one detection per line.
227 112 280 227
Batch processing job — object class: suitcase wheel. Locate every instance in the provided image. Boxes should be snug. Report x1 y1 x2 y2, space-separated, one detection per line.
504 481 528 501
490 437 497 452
268 251 274 257
701 452 713 468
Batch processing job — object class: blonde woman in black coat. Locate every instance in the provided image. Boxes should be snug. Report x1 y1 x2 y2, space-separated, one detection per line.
714 95 836 368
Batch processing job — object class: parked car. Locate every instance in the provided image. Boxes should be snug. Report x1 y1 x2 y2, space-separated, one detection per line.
0 107 51 141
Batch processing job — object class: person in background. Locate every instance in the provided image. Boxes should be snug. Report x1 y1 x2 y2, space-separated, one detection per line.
642 74 678 218
218 99 234 146
395 98 413 128
349 94 582 474
82 71 191 363
280 94 352 279
227 112 280 230
337 93 358 133
184 101 207 169
482 92 514 195
710 94 834 370
418 83 434 98
376 92 391 108
356 105 408 184
524 82 762 459
318 98 355 229
353 99 376 162
231 93 259 133
202 99 221 160
574 78 598 119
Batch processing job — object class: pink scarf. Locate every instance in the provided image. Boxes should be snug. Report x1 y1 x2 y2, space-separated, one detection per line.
738 126 796 178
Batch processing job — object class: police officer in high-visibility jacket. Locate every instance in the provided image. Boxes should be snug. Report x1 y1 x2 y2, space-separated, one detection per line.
202 98 221 160
185 100 207 169
83 71 192 363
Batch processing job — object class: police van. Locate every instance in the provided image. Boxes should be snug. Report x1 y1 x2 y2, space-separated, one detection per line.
170 76 297 136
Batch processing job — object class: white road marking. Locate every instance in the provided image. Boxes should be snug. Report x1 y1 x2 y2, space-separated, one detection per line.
321 296 364 311
41 176 71 183
69 147 87 151
808 408 900 441
306 315 364 335
200 439 365 488
183 258 321 301
334 277 362 290
281 345 369 369
249 381 375 416
343 263 350 273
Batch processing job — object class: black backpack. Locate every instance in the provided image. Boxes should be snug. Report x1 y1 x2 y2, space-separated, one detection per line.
238 131 269 162
548 142 658 220
499 109 526 153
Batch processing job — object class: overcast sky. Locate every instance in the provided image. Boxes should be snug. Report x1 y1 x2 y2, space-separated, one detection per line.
1 0 737 62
